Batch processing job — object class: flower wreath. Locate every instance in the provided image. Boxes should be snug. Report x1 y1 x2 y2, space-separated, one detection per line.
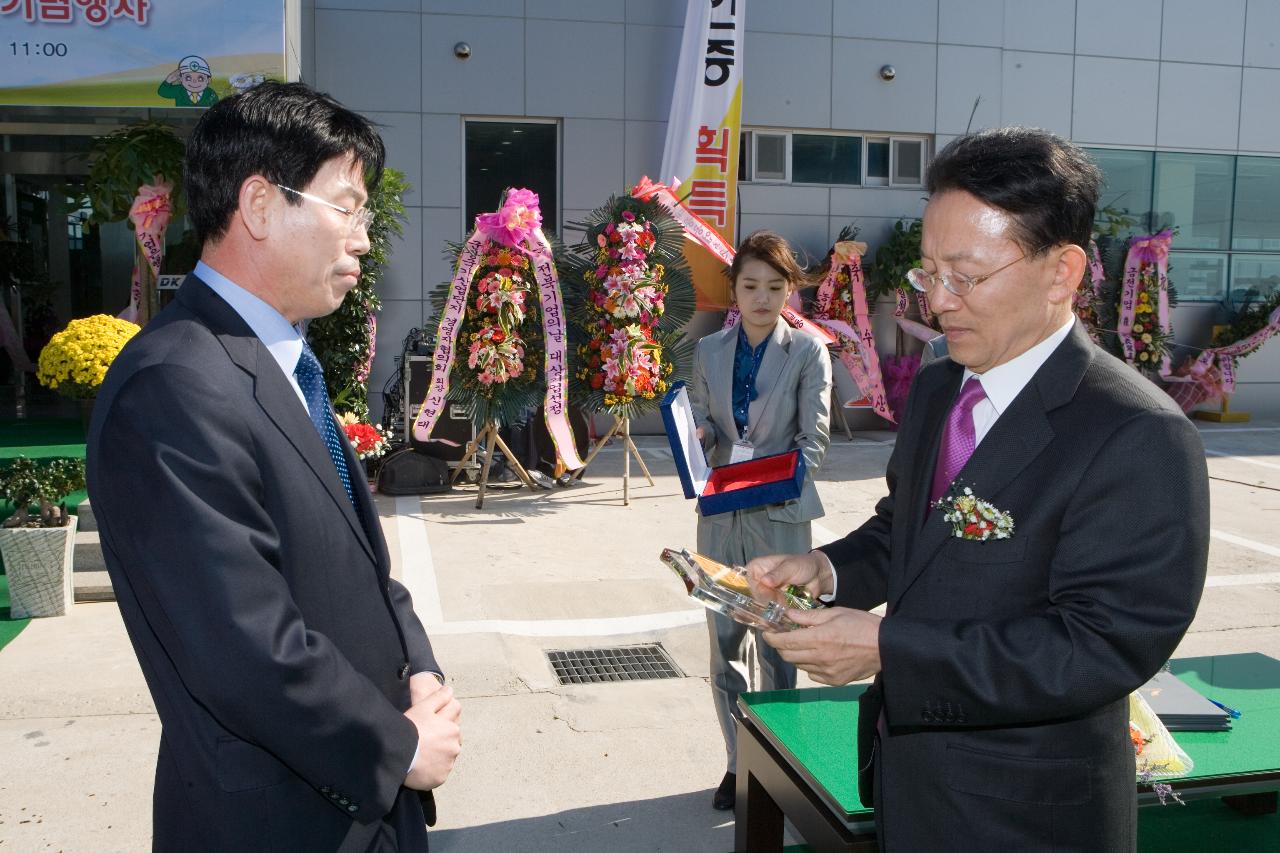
418 189 583 472
564 194 695 420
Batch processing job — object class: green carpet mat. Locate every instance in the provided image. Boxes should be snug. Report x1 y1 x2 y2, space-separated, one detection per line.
0 417 85 459
770 798 1280 853
0 573 31 652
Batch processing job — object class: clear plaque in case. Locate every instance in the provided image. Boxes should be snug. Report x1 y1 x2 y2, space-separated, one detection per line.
660 547 816 631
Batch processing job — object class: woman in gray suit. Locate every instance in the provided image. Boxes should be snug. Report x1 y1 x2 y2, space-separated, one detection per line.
689 230 833 810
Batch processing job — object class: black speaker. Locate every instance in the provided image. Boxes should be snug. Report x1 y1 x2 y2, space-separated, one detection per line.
403 356 474 464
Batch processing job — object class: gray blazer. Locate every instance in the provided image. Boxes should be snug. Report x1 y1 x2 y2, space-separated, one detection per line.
688 318 832 554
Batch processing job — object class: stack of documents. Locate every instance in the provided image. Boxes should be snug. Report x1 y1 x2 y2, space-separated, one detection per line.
1138 670 1233 731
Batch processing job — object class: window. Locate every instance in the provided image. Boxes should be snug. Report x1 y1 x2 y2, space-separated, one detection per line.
1088 148 1280 302
1232 157 1280 252
1090 148 1154 230
792 134 861 185
1230 255 1280 303
891 138 925 186
1171 252 1228 302
866 138 890 187
1153 152 1233 250
738 130 928 188
751 131 788 182
464 120 558 233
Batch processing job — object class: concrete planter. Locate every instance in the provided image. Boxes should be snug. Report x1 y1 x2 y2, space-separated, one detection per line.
0 515 77 618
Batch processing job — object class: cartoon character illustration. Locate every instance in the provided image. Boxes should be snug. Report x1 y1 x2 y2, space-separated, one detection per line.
158 56 218 107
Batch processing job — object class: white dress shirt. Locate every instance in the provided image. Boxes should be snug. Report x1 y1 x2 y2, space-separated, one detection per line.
195 261 310 412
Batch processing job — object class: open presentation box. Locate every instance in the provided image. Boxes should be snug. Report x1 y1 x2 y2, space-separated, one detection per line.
659 382 806 516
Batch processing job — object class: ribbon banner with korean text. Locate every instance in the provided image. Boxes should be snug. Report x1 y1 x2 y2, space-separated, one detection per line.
658 0 744 309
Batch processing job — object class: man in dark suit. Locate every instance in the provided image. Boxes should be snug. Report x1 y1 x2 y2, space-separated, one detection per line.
87 82 461 852
753 127 1209 852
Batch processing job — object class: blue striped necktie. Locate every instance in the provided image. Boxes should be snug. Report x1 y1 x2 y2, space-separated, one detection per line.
294 344 356 508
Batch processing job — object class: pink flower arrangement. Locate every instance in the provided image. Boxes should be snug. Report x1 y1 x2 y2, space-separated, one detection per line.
467 323 526 386
576 203 674 407
476 187 542 248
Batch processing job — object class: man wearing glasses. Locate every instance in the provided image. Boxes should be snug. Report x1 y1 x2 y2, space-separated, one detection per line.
87 82 459 852
752 127 1208 852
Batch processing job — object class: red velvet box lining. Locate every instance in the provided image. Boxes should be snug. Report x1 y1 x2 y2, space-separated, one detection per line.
703 452 799 495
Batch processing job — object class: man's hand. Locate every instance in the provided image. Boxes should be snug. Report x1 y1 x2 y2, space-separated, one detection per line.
403 684 462 791
747 552 834 601
409 671 447 707
761 607 882 685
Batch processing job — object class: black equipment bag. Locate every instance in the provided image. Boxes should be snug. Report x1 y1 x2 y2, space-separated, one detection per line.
376 447 452 495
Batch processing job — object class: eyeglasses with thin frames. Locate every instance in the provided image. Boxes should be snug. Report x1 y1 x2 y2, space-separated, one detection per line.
907 253 1027 297
275 184 373 235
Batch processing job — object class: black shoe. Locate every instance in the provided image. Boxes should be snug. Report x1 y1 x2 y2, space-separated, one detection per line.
712 772 736 811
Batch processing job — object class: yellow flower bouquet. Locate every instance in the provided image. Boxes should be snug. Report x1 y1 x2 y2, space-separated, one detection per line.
36 314 138 400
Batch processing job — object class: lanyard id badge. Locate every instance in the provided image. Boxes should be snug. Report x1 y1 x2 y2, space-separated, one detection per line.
730 438 755 464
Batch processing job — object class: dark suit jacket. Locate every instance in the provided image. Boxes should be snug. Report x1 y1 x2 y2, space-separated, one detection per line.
87 276 440 853
821 323 1209 852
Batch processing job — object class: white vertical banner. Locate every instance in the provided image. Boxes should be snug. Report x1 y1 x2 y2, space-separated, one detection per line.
659 0 745 309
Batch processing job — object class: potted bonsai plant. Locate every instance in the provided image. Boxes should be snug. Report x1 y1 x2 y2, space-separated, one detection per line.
0 456 86 618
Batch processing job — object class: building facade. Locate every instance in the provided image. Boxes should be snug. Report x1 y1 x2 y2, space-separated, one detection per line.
3 1 1278 423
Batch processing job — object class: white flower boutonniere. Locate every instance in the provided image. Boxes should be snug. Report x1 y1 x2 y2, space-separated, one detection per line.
933 486 1015 541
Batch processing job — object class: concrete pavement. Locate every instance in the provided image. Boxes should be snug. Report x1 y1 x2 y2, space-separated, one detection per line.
3 422 1280 852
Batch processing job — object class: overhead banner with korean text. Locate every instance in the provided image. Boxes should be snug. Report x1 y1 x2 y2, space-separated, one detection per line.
0 0 284 108
659 0 744 310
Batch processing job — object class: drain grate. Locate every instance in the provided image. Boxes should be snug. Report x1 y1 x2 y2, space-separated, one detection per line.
546 644 683 685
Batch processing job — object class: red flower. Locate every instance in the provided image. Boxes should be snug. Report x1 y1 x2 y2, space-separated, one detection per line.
590 374 604 389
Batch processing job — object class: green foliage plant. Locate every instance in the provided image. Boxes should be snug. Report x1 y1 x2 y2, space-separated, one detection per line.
864 219 922 300
307 167 409 421
80 120 186 226
0 457 86 528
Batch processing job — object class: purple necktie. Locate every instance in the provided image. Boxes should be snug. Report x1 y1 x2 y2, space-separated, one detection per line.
929 376 987 505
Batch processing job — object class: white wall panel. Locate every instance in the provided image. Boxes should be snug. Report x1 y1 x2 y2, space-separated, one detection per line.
624 25 682 121
315 11 421 113
376 208 425 302
1162 0 1246 65
1001 51 1074 137
526 0 624 23
1075 0 1162 60
423 0 522 15
366 111 423 206
420 114 462 208
832 39 937 133
421 15 524 115
739 185 830 217
623 120 667 186
526 20 625 119
829 188 927 219
1003 0 1075 54
563 119 626 210
1239 67 1280 152
421 207 464 291
625 0 686 26
833 0 938 43
1157 62 1241 150
938 0 1003 48
1071 57 1159 146
1244 0 1280 68
936 45 1002 135
747 0 833 36
744 32 832 129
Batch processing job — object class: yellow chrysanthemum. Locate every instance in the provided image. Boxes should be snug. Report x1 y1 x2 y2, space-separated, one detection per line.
36 314 139 400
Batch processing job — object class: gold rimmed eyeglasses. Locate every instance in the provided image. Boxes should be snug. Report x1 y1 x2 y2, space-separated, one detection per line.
907 254 1027 297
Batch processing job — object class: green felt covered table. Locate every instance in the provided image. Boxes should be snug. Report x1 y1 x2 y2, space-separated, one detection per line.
735 653 1280 852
